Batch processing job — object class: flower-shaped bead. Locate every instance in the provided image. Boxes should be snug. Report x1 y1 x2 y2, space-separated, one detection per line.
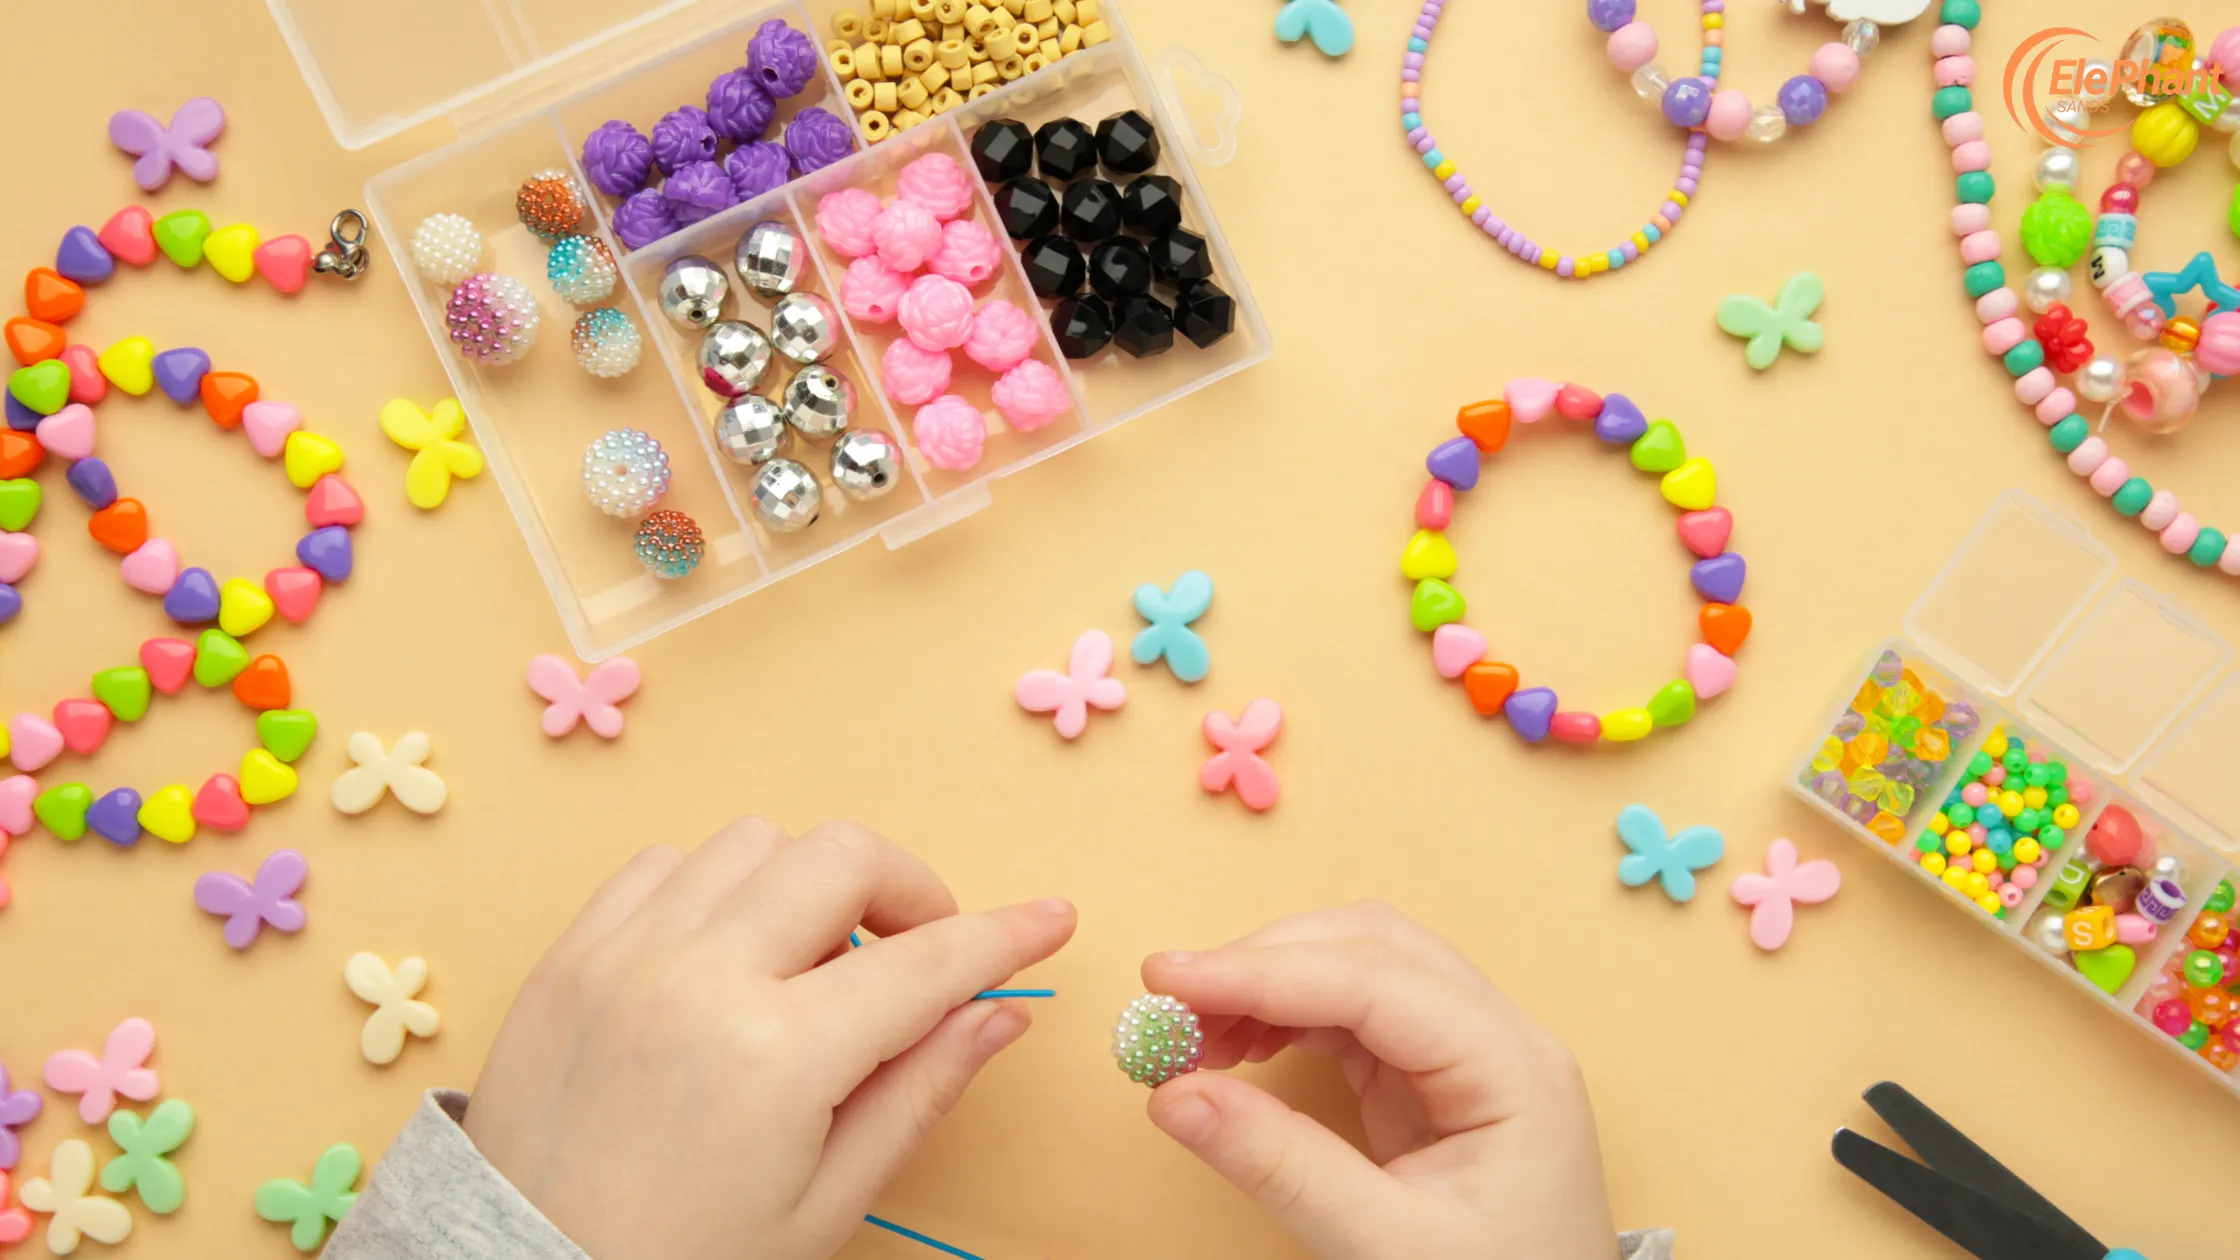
580 120 654 197
930 218 1005 288
705 68 777 143
964 299 1040 373
899 275 976 352
873 199 942 272
912 394 987 470
724 141 793 203
898 152 977 220
842 256 910 324
612 189 680 250
650 105 718 175
991 360 1070 431
783 107 856 174
748 18 821 98
2033 302 2094 374
881 339 952 405
816 188 884 258
663 160 737 227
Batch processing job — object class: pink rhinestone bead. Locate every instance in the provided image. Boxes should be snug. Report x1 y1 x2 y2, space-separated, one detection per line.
2035 387 2078 425
1951 203 1992 235
2160 511 2200 553
1935 55 1976 88
1982 317 2027 356
1961 230 2002 265
1951 141 1992 173
1811 42 1861 92
1942 112 1985 146
2141 490 2182 531
1929 24 1972 56
2066 436 2109 476
2014 367 2056 406
2088 457 2131 496
1607 22 1658 72
1976 289 2018 324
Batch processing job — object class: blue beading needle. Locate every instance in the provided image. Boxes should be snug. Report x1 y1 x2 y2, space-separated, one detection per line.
865 1213 988 1260
972 988 1056 1000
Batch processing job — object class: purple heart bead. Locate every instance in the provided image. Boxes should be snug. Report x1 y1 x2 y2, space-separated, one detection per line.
55 226 115 284
1504 686 1558 743
1691 553 1747 604
3 393 39 432
297 526 353 582
89 788 143 846
164 566 221 624
1593 393 1648 444
0 582 18 626
152 347 211 404
1425 437 1480 491
66 457 117 509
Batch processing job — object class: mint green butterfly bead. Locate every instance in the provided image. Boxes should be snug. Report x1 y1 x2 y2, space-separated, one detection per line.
1132 570 1213 683
1276 0 1354 56
1716 271 1825 371
101 1099 195 1214
256 1142 362 1252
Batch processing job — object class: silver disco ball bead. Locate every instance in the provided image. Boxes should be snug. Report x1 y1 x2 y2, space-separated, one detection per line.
769 292 842 364
735 219 807 302
830 429 902 500
751 458 823 532
658 254 731 330
783 365 854 438
698 320 774 398
714 396 790 466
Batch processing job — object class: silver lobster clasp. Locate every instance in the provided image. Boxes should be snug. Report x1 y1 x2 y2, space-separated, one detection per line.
313 209 372 280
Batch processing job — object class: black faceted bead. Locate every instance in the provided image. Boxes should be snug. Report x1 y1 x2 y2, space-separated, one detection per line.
1148 228 1213 284
1034 119 1098 181
992 178 1060 240
1022 235 1085 299
1059 180 1123 242
1119 175 1183 236
1051 295 1114 359
1087 237 1152 300
1172 280 1235 348
1096 110 1161 175
1112 295 1174 358
971 119 1035 182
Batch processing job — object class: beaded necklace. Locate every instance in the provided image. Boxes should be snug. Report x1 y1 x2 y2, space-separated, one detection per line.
1594 0 1890 147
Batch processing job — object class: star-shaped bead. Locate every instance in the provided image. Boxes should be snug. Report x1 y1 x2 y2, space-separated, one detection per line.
2143 250 2240 319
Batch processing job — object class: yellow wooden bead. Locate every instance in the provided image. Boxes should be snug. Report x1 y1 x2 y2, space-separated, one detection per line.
847 79 875 108
1079 18 1110 44
881 44 905 77
835 11 866 38
860 110 894 141
855 41 886 78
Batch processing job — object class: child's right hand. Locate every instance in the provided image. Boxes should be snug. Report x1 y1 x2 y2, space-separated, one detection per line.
1142 903 1621 1260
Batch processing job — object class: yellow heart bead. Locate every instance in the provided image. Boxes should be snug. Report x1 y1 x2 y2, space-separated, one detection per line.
1399 529 1457 581
98 337 157 396
203 223 262 284
283 431 345 489
218 578 276 637
1602 708 1655 742
1659 458 1717 511
138 784 197 843
240 748 299 805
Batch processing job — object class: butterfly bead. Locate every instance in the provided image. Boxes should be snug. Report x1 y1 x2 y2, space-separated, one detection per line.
16 1139 131 1255
344 953 440 1066
379 398 484 510
255 1143 362 1253
108 98 225 192
527 655 642 739
1615 804 1725 903
1132 570 1213 683
0 1171 29 1245
1275 0 1355 57
1201 698 1283 811
1732 838 1842 951
194 849 309 950
1015 630 1127 740
0 1064 42 1171
331 731 448 815
100 1099 196 1215
44 1018 159 1125
1716 271 1824 370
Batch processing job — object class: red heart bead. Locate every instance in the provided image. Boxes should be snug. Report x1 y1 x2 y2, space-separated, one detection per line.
193 774 250 830
140 637 197 694
304 474 363 528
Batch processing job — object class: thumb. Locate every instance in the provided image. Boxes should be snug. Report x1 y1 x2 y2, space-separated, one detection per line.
1148 1072 1400 1258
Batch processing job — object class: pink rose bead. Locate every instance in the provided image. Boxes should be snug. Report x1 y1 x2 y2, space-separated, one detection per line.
962 299 1040 373
816 188 883 258
2221 534 2240 575
2065 436 2108 475
1961 230 2002 266
2160 511 2200 553
929 218 1005 289
1981 317 2025 355
1950 204 1991 235
912 394 987 470
898 274 976 352
990 359 1070 431
2140 489 2181 532
881 338 953 405
1607 22 1657 72
841 255 909 324
1975 288 2017 324
1810 42 1861 92
1929 24 1972 57
1935 56 1975 88
1942 112 1985 146
1951 140 1992 173
2014 367 2055 406
897 152 976 221
2088 456 2130 496
1706 89 1752 142
2034 387 2077 425
873 198 943 272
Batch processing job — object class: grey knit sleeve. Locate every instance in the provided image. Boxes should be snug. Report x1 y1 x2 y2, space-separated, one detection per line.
323 1090 588 1260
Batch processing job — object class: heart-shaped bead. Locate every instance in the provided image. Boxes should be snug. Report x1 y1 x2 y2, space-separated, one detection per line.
1690 553 1747 605
1399 529 1457 581
264 567 322 622
0 531 35 583
55 226 115 284
296 526 353 582
98 336 155 395
24 268 84 323
0 431 42 479
218 578 275 638
239 748 299 805
1659 457 1718 511
0 479 39 531
1683 644 1738 699
152 347 210 404
90 666 152 722
34 403 94 459
1630 419 1686 473
119 537 178 592
9 361 70 415
1431 623 1486 679
241 401 300 458
140 637 196 694
8 713 63 772
254 235 312 294
5 317 65 367
60 343 105 403
1700 603 1751 656
193 774 250 830
199 372 258 428
0 775 32 836
88 787 142 844
1462 661 1519 715
91 499 150 555
153 209 212 268
193 628 249 687
1603 707 1654 742
304 475 363 527
1646 679 1698 727
1676 506 1732 559
1593 394 1649 445
1503 686 1558 742
1551 712 1602 743
66 457 117 509
165 566 222 624
1554 383 1602 421
1424 436 1480 491
232 655 291 711
53 698 113 754
1414 480 1453 530
34 782 93 840
1410 578 1465 632
97 206 157 266
203 223 260 284
2074 943 2136 994
1503 377 1558 424
283 431 344 488
137 784 196 844
1455 399 1511 453
256 710 319 763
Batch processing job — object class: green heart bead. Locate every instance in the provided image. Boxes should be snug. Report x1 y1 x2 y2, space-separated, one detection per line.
0 479 39 532
2074 944 2135 995
1630 419 1686 473
1410 578 1466 632
1647 679 1698 728
193 628 249 688
154 209 212 268
7 360 69 416
92 667 153 722
257 709 319 763
34 783 93 841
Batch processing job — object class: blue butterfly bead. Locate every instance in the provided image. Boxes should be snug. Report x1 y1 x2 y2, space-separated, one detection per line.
1616 804 1725 903
1276 0 1354 57
1132 570 1213 683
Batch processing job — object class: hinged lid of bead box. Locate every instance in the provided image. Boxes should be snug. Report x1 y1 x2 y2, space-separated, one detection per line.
271 0 1270 660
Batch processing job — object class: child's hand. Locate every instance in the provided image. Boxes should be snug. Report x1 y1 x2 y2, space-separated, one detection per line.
460 819 1076 1260
1142 903 1618 1259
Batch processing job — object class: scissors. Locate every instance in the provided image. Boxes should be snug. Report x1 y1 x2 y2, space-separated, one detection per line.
1833 1082 2148 1260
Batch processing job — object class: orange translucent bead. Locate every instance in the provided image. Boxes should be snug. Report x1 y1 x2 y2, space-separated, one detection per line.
1852 679 1881 715
2190 911 2233 950
1845 730 1890 766
2164 315 2201 353
1867 812 1907 844
2189 987 2238 1027
2202 1038 2240 1072
1913 728 1951 761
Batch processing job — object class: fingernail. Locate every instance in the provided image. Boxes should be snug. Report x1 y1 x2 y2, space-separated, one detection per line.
977 1004 1030 1053
1151 950 1199 967
1156 1092 1218 1145
1031 897 1073 917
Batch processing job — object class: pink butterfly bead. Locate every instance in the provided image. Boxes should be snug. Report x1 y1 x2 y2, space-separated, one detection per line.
109 98 226 192
44 1018 159 1125
1731 838 1842 951
528 655 643 739
1201 699 1283 811
1015 631 1126 740
194 849 309 950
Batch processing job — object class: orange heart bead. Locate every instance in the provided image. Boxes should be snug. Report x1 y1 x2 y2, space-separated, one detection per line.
4 317 65 366
1462 661 1520 716
200 371 259 429
1455 400 1511 454
1701 603 1752 656
232 654 292 710
24 268 84 323
0 430 43 479
89 498 150 554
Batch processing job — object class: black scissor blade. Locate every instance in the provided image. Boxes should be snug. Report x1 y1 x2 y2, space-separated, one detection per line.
1860 1082 2105 1255
1834 1130 2104 1260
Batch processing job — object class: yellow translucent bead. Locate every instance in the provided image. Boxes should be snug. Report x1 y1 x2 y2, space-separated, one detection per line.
2014 837 2042 864
1986 732 2009 757
1942 866 1971 889
1976 893 2005 915
1971 849 1997 873
1963 872 1990 899
2023 786 2048 809
1921 853 1948 876
2052 803 2080 828
1432 160 1456 180
1946 834 1972 856
1603 708 1654 742
1929 814 1951 836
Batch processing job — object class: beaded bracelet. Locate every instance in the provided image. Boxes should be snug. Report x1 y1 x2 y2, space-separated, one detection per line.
1593 0 1887 146
1404 380 1750 746
1926 1 2240 577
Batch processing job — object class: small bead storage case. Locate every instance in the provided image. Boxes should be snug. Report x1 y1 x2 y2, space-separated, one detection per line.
1791 490 2240 1097
268 0 1268 660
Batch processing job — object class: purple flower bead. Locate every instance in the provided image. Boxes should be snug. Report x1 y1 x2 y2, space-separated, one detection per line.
650 105 719 175
706 68 778 144
748 19 820 99
613 188 681 249
664 159 738 226
784 107 856 175
582 120 656 197
724 141 794 202
1660 77 1712 128
1778 74 1829 126
1586 0 1635 32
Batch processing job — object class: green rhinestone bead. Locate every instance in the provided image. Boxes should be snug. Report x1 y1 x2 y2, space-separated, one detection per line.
2049 414 2090 452
1956 171 1996 204
1963 260 2004 297
2112 477 2153 517
2189 527 2226 567
1940 0 1980 28
1932 86 1973 120
2003 339 2045 377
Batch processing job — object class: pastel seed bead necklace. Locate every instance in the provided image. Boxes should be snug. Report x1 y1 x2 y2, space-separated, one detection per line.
1925 0 2240 577
1403 379 1750 746
1403 0 1709 279
1593 0 1877 146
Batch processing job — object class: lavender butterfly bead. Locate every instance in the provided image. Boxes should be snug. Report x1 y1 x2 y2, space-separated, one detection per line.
109 97 225 191
0 1063 42 1170
194 849 308 950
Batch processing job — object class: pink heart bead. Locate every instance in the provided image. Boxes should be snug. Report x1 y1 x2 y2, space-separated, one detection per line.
264 566 322 623
253 235 313 295
0 532 36 584
304 475 363 528
1504 378 1558 424
119 538 181 594
52 699 111 755
140 638 196 694
0 774 34 836
240 402 301 458
34 404 95 460
97 205 158 266
60 344 106 404
1676 507 1733 559
1431 623 1487 679
7 714 63 772
1683 643 1737 700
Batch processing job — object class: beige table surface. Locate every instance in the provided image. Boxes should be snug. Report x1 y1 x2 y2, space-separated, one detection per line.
5 1 2239 1256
